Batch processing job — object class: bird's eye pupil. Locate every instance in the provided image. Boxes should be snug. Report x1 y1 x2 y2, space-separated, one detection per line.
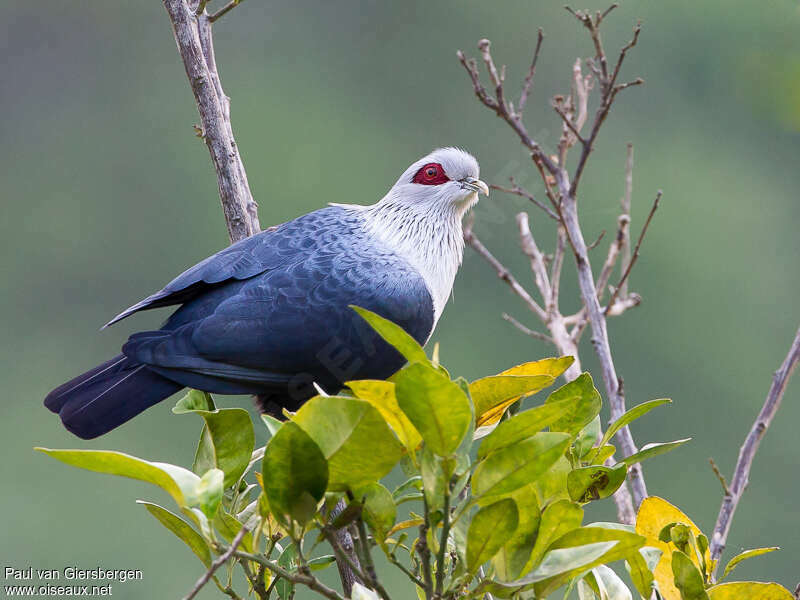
426 167 437 177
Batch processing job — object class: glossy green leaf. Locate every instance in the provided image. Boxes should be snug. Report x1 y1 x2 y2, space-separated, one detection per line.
36 448 200 508
707 582 794 600
471 376 555 424
545 374 602 434
534 455 573 505
567 464 628 503
720 546 779 581
618 439 690 467
276 542 298 600
395 362 471 457
138 501 212 567
520 499 583 576
293 395 403 489
477 397 577 460
350 305 428 365
347 379 421 452
262 422 328 525
472 432 570 498
214 510 254 553
466 498 519 573
353 482 396 543
261 414 283 438
600 398 671 448
492 484 541 581
175 406 255 489
671 550 709 600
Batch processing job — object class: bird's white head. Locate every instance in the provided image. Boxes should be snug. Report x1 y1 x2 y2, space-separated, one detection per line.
386 147 488 217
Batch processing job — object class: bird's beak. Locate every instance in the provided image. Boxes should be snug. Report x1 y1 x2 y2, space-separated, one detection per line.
461 177 490 196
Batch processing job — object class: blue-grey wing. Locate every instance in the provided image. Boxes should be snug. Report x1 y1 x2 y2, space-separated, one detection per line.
104 206 349 327
121 212 435 393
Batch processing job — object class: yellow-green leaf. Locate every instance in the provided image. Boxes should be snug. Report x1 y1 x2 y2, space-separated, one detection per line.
467 498 519 573
519 499 583 576
293 396 403 490
394 363 471 457
347 379 421 452
545 374 602 434
707 582 793 600
471 376 555 426
599 398 671 447
472 432 570 499
720 547 779 581
492 484 541 581
671 550 709 600
138 501 212 567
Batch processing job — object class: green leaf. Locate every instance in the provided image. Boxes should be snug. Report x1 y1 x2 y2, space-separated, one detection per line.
471 376 555 425
531 526 647 597
347 379 421 452
172 389 216 413
36 448 200 508
671 550 709 600
506 541 620 585
175 406 255 489
394 362 471 457
195 468 224 519
472 432 570 498
261 414 283 438
574 415 602 458
477 397 577 460
262 422 328 525
567 464 628 503
707 582 794 600
214 510 254 552
545 374 602 434
138 501 212 567
599 398 671 448
307 555 337 571
492 484 541 581
293 396 403 490
467 498 519 573
618 439 690 467
720 547 779 581
626 547 660 599
350 305 428 365
520 499 583 576
592 565 633 600
276 542 298 600
353 482 396 544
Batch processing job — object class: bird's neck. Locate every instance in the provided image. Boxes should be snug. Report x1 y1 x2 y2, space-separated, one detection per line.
359 197 470 326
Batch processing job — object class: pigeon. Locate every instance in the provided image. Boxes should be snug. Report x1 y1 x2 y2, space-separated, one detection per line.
45 147 488 438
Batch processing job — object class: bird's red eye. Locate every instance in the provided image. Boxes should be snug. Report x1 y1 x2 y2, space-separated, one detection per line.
412 163 449 185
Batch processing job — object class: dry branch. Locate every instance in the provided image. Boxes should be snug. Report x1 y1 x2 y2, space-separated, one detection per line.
709 326 800 574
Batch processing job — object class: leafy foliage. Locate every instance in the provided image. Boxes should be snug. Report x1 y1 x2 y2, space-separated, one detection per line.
36 307 789 600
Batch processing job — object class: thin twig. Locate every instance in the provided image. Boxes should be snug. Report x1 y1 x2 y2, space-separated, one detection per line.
503 313 555 344
183 526 249 600
234 551 347 600
518 28 544 115
517 212 552 303
708 458 730 495
620 143 634 297
464 216 547 322
209 0 245 23
709 327 800 575
604 190 661 316
490 180 559 221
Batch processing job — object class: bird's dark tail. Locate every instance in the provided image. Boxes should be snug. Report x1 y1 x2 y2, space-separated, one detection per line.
44 354 183 439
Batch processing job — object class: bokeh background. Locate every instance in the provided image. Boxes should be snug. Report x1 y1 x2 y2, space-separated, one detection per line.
2 0 799 597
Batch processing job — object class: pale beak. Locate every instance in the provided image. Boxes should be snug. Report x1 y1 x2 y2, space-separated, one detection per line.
461 177 490 196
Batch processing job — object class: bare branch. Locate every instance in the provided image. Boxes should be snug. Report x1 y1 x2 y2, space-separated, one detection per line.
708 457 730 495
709 326 800 575
553 101 587 145
490 180 559 221
503 313 555 344
586 229 607 251
518 28 544 115
464 217 548 322
604 190 661 316
620 143 634 297
550 226 567 309
183 526 249 600
517 212 552 303
162 0 260 243
234 550 347 600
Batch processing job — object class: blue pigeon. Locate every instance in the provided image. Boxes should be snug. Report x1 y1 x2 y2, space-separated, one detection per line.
45 148 488 438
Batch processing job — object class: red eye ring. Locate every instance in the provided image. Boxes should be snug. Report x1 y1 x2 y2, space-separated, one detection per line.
412 162 449 185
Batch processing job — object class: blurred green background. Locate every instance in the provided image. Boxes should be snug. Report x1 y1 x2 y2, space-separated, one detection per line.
2 0 799 597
